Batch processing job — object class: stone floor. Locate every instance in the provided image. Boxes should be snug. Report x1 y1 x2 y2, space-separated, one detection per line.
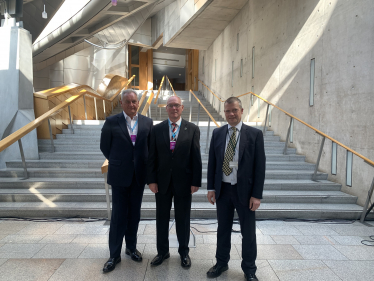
0 219 374 281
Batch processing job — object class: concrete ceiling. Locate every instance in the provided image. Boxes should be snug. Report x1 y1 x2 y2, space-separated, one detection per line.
166 0 248 50
32 0 161 65
154 45 186 56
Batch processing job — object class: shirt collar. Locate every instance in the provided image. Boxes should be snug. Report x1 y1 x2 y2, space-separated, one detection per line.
227 121 242 132
123 111 138 121
168 117 182 127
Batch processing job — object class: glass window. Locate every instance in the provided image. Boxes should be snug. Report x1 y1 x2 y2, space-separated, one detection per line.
131 67 139 86
131 46 140 65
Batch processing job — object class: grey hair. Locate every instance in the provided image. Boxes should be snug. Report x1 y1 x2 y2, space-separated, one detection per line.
167 95 183 105
224 97 242 109
121 89 138 100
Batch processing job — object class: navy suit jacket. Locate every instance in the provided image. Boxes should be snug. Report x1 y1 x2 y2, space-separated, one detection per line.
207 123 266 207
100 113 153 187
147 119 202 197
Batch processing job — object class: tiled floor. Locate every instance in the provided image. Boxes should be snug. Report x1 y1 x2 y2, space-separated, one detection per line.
0 219 373 280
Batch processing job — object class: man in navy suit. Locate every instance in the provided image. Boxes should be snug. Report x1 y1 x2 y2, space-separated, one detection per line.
100 89 153 273
206 97 265 281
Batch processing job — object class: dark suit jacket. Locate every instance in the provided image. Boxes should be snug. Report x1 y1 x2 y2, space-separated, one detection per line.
147 119 202 197
207 123 266 207
100 113 153 187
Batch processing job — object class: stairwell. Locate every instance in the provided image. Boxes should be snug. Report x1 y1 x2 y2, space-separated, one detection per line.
0 91 364 220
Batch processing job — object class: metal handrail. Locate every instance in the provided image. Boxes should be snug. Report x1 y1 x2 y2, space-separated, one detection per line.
165 76 177 96
153 76 165 103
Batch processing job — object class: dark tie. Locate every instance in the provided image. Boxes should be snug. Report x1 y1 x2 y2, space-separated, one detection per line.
222 127 237 176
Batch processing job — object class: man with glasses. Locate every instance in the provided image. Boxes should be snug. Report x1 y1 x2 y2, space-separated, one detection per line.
100 89 153 273
147 95 202 268
206 97 265 281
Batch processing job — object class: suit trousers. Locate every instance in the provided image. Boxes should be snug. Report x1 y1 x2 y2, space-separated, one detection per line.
109 173 144 258
155 181 192 256
216 182 257 275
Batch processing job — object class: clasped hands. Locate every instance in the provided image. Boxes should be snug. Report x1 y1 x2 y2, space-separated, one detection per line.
149 183 199 194
206 191 261 211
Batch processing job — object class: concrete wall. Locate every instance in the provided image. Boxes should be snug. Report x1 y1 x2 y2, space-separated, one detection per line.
33 45 128 92
199 0 374 205
151 0 209 45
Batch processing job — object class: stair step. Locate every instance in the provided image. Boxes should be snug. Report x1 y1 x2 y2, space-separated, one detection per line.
0 202 365 220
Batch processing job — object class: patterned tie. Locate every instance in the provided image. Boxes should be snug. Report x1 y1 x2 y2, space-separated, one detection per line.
222 127 237 176
171 123 177 141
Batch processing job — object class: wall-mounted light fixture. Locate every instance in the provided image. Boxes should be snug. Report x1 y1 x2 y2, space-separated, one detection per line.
42 4 47 19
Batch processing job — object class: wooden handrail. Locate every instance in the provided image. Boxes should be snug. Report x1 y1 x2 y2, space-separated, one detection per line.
166 76 177 96
141 91 155 115
238 91 374 167
138 90 148 110
108 75 135 102
198 78 225 102
0 89 87 152
153 76 165 104
197 78 374 167
189 90 220 128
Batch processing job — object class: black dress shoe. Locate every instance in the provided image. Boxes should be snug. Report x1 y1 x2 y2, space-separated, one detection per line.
125 248 142 262
103 257 121 273
180 254 191 268
206 263 229 278
245 273 259 281
150 252 170 266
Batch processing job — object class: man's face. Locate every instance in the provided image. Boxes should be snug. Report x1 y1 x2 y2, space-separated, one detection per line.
166 96 184 120
224 101 243 126
120 92 139 117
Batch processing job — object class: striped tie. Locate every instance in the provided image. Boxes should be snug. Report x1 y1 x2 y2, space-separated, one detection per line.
222 127 237 176
171 123 177 141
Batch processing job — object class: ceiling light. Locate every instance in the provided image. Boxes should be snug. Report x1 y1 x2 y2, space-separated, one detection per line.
42 5 47 19
111 0 117 6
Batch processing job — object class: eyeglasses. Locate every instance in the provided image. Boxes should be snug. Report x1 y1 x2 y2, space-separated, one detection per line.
167 104 182 108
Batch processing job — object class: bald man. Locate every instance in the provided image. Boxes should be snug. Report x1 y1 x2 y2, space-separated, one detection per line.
147 96 202 268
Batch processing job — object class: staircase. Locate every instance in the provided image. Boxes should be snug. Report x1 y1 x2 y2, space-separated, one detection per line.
0 91 365 219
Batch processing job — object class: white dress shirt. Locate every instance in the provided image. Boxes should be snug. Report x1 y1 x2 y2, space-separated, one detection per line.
168 118 182 140
123 111 138 145
222 121 242 185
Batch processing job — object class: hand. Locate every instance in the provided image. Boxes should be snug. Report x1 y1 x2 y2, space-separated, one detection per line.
191 186 199 194
149 183 158 193
249 197 261 211
207 191 216 205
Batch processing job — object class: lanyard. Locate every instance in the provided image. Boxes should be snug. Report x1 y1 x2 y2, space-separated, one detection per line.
168 119 181 140
227 127 241 155
126 118 138 134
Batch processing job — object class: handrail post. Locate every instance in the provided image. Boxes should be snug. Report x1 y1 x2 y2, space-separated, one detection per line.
103 100 106 117
68 105 74 134
312 136 326 181
263 104 270 134
283 117 293 155
149 102 152 118
47 119 55 153
360 176 374 223
111 101 114 114
17 139 28 180
83 95 87 120
94 97 98 120
205 117 211 154
197 103 201 126
189 91 192 122
104 173 112 220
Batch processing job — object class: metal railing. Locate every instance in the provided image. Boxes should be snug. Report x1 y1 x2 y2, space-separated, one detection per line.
197 78 374 222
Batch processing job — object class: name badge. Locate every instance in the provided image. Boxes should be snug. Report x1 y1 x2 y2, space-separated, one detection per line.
170 141 176 150
130 135 136 142
229 161 238 168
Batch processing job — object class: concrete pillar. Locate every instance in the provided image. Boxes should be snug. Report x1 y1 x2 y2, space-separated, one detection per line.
0 25 38 169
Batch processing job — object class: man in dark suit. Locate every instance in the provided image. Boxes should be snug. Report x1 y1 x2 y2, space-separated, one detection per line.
100 89 153 273
206 97 266 281
147 95 202 268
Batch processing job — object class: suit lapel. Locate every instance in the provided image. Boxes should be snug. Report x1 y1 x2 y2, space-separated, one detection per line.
217 125 228 163
118 113 132 144
174 119 188 154
162 120 170 151
134 114 144 148
239 124 248 164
